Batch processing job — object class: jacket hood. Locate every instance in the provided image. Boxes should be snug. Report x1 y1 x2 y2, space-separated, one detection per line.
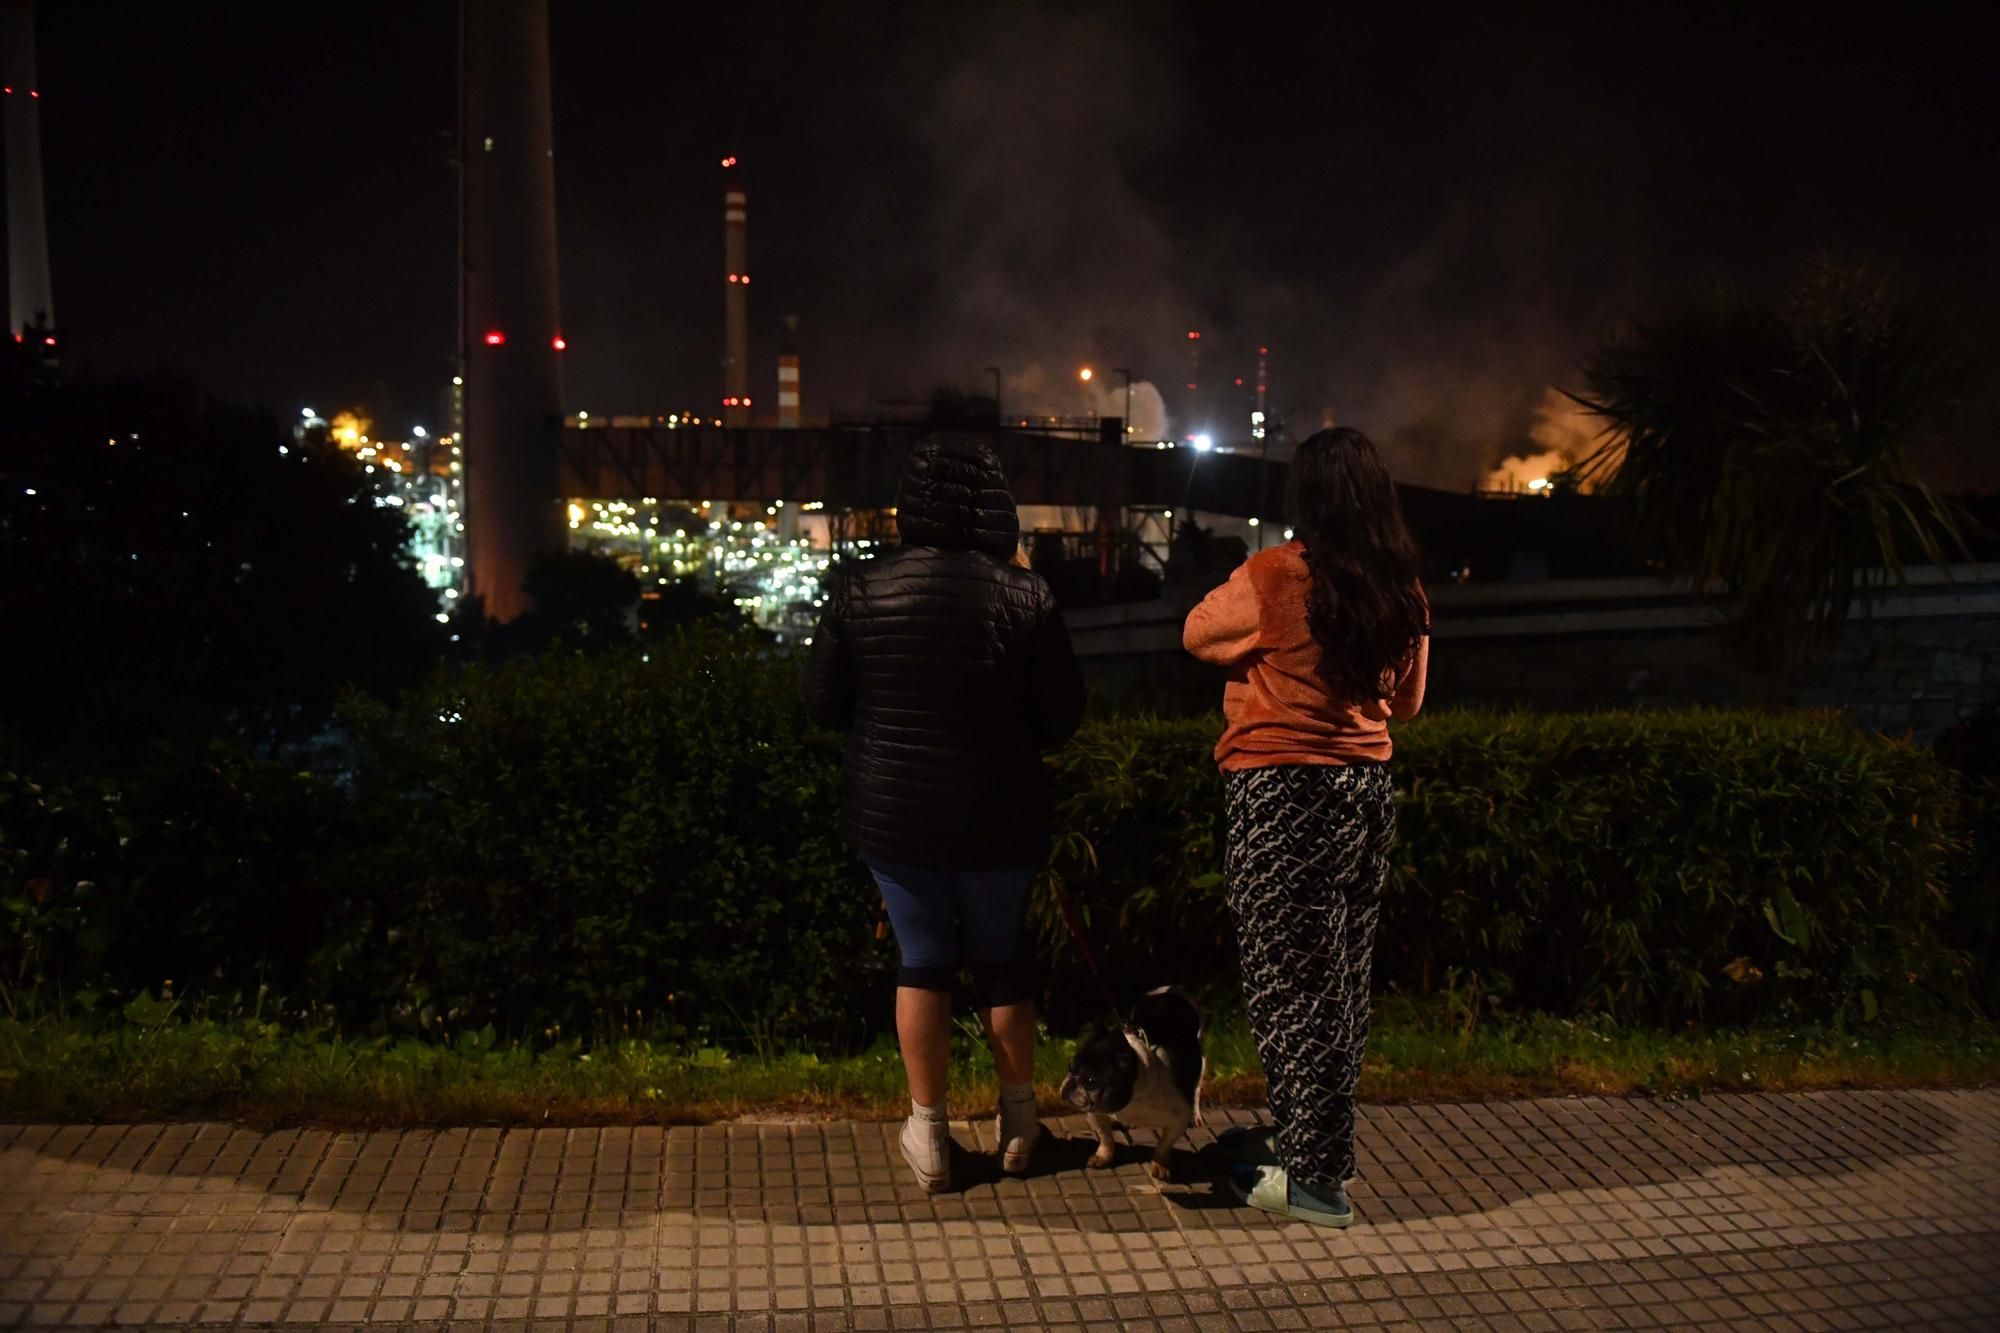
895 433 1020 558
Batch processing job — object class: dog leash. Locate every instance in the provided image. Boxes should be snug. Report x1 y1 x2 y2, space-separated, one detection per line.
1045 874 1131 1031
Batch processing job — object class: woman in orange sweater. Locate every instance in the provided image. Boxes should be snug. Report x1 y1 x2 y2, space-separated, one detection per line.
1183 427 1429 1227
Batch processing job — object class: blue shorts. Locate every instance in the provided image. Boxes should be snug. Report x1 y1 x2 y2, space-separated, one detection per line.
867 860 1039 1006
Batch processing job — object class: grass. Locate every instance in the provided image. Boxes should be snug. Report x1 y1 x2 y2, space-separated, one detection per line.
2 999 1994 1128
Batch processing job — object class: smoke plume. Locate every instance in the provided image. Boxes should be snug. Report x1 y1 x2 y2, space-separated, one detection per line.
1481 387 1608 492
1326 184 1641 490
894 6 1194 429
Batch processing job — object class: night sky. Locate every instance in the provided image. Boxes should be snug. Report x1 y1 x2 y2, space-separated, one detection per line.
26 1 1999 489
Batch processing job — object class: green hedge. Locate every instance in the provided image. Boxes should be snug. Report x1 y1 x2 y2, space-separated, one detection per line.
325 628 878 1042
1042 712 1975 1027
0 750 349 1015
3 630 886 1045
2 634 1982 1041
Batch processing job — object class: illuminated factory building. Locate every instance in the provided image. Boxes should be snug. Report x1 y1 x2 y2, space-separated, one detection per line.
300 407 470 619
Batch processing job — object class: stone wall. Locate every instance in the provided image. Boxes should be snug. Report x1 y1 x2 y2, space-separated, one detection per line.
1799 608 2000 736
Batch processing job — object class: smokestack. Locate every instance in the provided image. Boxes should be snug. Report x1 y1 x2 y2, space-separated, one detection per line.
777 313 800 429
1184 328 1201 434
3 0 55 339
1252 344 1269 440
461 0 564 623
722 159 749 426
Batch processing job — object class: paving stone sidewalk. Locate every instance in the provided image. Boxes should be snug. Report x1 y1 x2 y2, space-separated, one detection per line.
3 1089 1997 1331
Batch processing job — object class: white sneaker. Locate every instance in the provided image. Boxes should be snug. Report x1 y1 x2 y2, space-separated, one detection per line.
900 1112 951 1193
997 1091 1042 1175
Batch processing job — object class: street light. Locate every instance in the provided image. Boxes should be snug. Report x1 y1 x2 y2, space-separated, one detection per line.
1078 367 1094 383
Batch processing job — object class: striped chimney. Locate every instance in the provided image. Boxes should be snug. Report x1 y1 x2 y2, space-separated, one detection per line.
722 157 749 426
777 313 800 429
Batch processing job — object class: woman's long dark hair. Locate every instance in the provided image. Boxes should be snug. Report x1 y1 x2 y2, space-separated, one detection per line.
1285 428 1429 699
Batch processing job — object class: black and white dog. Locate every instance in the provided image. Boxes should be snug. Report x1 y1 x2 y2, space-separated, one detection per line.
1059 987 1205 1181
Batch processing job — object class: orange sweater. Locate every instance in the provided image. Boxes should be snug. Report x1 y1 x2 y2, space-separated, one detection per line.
1182 543 1428 770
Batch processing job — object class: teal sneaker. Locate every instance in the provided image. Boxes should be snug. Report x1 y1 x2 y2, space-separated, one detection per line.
1228 1163 1354 1227
1217 1125 1278 1167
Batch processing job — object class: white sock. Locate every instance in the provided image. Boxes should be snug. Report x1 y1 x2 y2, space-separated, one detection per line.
901 1099 950 1185
997 1083 1038 1147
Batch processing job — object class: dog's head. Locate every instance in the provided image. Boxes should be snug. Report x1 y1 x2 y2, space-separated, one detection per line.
1060 1026 1142 1114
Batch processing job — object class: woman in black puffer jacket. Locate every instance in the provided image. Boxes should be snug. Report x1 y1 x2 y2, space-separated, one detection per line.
804 432 1085 1191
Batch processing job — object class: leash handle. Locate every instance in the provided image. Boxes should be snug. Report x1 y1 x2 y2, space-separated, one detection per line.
1046 875 1126 1027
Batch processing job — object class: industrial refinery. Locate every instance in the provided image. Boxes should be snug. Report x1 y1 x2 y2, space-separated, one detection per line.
14 0 1290 636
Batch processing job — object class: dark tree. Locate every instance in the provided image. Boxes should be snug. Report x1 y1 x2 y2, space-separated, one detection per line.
1574 258 1969 689
0 369 444 771
521 549 640 643
639 579 751 640
451 550 640 656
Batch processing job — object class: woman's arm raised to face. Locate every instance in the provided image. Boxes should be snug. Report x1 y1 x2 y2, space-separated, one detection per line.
1389 583 1430 720
1182 561 1260 665
1028 596 1086 747
1389 633 1428 720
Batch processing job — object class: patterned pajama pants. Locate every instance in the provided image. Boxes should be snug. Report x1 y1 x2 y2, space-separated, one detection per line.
1224 763 1395 1190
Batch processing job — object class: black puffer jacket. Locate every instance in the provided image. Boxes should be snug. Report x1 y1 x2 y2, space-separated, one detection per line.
803 434 1086 869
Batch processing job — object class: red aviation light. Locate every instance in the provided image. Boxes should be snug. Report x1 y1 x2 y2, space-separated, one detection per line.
1187 330 1201 340
552 336 567 351
721 155 739 168
483 330 506 346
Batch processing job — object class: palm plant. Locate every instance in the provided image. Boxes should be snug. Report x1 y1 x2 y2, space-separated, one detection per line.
1573 259 1969 689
